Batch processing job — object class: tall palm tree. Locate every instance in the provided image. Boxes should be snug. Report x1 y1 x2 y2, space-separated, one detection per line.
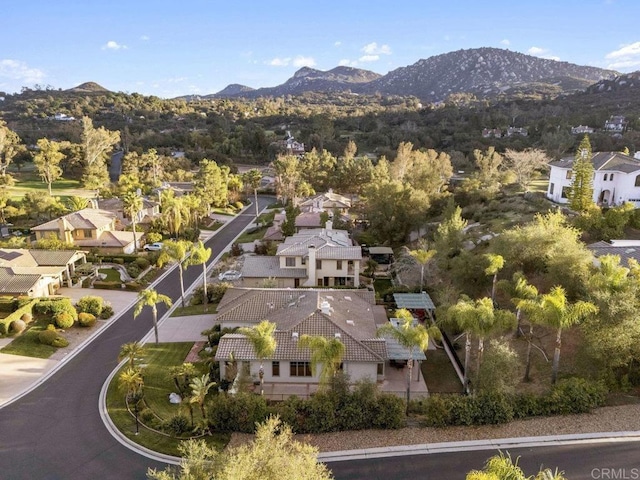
133 288 172 344
238 320 277 396
523 286 597 384
189 374 216 419
243 169 262 222
484 253 505 303
157 239 191 306
65 195 90 212
118 367 144 434
377 308 440 413
122 191 143 250
409 246 436 292
118 341 146 369
185 240 212 310
298 334 345 388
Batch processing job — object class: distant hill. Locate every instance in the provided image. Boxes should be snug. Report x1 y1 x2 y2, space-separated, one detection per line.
65 82 110 93
584 71 640 95
213 83 256 98
214 47 618 102
359 47 618 101
220 66 382 98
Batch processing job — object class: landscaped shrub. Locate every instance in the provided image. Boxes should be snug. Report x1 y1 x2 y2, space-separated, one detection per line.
191 282 230 306
100 305 114 319
76 296 104 316
413 394 453 427
0 296 14 312
35 298 77 321
0 298 39 336
146 232 163 244
511 393 547 419
473 392 514 425
233 201 244 210
126 264 141 278
92 281 123 290
9 319 26 335
55 311 75 329
372 394 406 429
82 277 93 288
78 312 96 327
547 378 608 415
20 312 33 324
38 324 69 347
230 242 243 257
163 414 190 436
124 281 143 291
304 392 338 433
207 392 268 433
135 257 150 270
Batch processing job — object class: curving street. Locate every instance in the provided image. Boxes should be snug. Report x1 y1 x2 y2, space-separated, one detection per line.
0 197 273 480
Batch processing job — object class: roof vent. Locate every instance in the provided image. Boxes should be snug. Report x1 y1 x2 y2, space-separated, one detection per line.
326 295 334 301
334 332 341 339
344 296 352 301
288 302 296 308
320 300 332 315
292 332 299 340
346 320 355 326
626 248 636 253
268 302 275 309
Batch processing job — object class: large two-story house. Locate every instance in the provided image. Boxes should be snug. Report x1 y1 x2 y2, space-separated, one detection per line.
241 224 361 288
547 152 640 207
31 208 139 254
214 288 388 393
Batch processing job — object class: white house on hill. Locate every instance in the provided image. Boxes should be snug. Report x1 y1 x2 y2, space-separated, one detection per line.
547 152 640 207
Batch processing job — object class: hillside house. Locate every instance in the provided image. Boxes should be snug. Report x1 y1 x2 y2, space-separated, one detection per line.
604 115 628 132
571 125 595 135
547 152 640 207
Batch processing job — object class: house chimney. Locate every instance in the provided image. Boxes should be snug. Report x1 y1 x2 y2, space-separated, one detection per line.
320 299 331 315
304 245 316 286
325 220 333 231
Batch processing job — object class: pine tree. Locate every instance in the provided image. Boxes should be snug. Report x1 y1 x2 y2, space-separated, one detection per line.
568 135 594 213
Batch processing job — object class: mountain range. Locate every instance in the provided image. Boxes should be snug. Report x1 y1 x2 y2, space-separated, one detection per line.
206 47 619 102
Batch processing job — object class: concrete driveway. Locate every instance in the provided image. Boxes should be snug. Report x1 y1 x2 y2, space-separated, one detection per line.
57 287 139 314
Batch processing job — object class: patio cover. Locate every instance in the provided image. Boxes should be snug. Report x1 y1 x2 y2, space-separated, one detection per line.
393 292 435 312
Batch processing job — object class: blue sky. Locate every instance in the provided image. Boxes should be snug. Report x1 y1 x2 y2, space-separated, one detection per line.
1 0 639 98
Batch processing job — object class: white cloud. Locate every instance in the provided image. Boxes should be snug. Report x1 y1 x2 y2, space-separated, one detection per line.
292 55 315 67
102 40 128 51
501 39 510 46
359 54 379 63
0 59 45 84
362 42 392 56
268 55 315 67
605 41 640 69
140 35 150 41
334 41 342 47
339 59 356 66
527 46 560 61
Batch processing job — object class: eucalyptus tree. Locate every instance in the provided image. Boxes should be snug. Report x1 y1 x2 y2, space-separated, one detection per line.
0 120 21 178
33 138 65 195
81 116 120 190
238 320 277 396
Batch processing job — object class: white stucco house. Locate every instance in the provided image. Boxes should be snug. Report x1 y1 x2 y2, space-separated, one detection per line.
547 152 640 207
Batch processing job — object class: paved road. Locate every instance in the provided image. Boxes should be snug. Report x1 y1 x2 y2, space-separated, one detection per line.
328 441 640 479
0 197 273 480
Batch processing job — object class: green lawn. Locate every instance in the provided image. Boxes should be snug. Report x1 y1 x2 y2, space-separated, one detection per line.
1 317 62 358
236 226 268 243
8 173 94 199
171 304 216 317
98 268 122 282
422 347 465 394
107 342 229 456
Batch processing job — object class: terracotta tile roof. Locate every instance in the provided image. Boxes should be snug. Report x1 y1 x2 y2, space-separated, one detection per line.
0 267 41 294
549 152 640 173
75 231 136 248
241 256 307 279
32 208 116 231
0 249 83 267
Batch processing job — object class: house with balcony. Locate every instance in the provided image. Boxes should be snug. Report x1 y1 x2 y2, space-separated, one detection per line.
298 190 351 215
98 197 160 225
214 288 388 395
31 208 139 254
547 151 640 207
241 223 361 288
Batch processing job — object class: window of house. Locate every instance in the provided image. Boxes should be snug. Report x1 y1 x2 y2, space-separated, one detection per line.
301 256 306 265
636 175 640 187
290 361 312 377
377 363 384 375
561 187 570 199
83 229 92 238
285 257 295 267
336 260 342 270
610 174 614 181
549 183 555 195
272 361 280 377
316 259 322 270
565 170 572 179
603 174 608 181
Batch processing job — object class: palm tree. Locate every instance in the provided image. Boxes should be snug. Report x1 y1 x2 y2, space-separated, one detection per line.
189 374 216 419
118 367 144 434
523 286 597 384
243 169 262 222
483 253 504 303
377 308 440 413
65 195 89 212
409 246 436 292
118 341 146 369
185 240 212 310
298 334 345 387
162 195 188 238
157 239 191 306
238 320 277 396
122 191 143 251
133 288 172 344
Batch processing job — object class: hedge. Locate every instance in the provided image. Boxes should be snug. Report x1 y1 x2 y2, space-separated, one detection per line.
0 298 39 336
92 281 123 290
34 298 77 321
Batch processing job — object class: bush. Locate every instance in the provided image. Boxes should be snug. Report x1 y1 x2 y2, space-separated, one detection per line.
34 298 77 321
20 312 33 324
191 282 231 305
372 394 406 429
548 378 608 415
9 319 26 335
473 392 514 425
124 282 143 291
207 392 268 433
233 201 244 210
76 296 104 316
38 324 69 347
113 257 125 265
230 242 243 257
92 280 122 290
55 311 75 329
163 414 190 436
146 232 163 244
135 257 150 270
82 277 93 288
100 305 114 319
78 312 96 327
415 394 453 427
126 264 141 278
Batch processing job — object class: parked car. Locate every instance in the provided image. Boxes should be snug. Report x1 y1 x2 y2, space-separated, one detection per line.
218 270 242 281
143 242 164 251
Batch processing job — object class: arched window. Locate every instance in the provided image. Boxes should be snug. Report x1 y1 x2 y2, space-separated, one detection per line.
635 175 640 187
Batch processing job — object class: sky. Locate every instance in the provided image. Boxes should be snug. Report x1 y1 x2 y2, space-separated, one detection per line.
2 0 640 99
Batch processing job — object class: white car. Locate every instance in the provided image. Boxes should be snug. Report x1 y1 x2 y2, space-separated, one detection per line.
218 270 242 281
143 242 164 252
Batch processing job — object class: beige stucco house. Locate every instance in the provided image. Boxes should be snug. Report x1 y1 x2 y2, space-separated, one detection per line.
214 288 388 389
31 208 139 254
